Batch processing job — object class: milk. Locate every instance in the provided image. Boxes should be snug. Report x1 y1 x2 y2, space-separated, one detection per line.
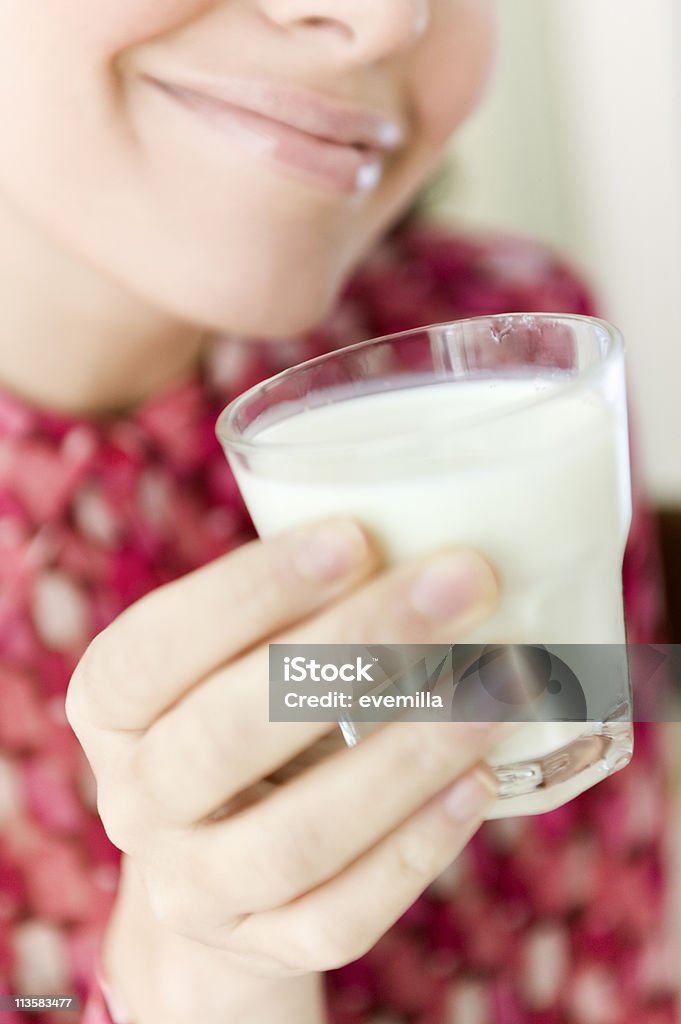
228 376 632 814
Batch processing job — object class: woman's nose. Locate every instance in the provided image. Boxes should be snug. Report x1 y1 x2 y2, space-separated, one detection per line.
258 0 431 63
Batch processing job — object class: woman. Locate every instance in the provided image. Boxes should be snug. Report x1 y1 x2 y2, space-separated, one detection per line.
0 2 676 1022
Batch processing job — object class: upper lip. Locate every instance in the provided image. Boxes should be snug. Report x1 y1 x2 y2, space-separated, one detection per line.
142 74 405 152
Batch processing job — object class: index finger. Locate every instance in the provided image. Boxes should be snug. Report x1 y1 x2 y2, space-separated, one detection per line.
68 519 379 731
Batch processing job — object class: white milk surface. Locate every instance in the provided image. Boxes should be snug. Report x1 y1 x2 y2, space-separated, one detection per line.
230 377 631 777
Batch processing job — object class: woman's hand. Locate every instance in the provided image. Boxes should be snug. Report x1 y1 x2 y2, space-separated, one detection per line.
66 519 505 1019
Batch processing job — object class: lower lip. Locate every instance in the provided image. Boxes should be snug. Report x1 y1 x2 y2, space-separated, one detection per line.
145 78 384 196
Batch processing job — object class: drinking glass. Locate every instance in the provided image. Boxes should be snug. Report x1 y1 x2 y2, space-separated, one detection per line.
216 314 633 817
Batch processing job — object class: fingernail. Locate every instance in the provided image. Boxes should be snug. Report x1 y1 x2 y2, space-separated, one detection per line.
409 552 497 623
292 522 370 583
442 769 498 822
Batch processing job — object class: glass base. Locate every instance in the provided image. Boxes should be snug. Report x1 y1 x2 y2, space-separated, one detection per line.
484 721 633 819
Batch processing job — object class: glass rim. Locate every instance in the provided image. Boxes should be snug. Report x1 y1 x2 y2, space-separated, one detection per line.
216 312 625 458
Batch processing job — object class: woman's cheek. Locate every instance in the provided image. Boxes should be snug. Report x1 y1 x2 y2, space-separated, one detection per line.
56 0 216 54
411 0 497 146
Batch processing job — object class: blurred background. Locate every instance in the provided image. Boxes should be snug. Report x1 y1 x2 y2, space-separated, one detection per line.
425 0 681 638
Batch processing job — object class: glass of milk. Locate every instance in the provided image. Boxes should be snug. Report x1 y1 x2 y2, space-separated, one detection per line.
216 314 633 817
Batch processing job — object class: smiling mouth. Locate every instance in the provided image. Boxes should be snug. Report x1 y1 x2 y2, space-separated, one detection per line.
141 74 402 195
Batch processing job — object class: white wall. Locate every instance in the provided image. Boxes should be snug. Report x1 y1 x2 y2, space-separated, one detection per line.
433 0 681 503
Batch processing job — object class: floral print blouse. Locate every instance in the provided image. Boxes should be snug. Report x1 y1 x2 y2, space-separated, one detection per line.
0 226 677 1024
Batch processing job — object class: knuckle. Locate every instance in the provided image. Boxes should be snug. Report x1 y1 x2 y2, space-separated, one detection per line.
66 629 123 727
95 782 145 854
65 632 107 729
394 829 438 882
63 676 84 736
295 913 376 971
75 608 161 730
143 850 230 944
145 871 202 938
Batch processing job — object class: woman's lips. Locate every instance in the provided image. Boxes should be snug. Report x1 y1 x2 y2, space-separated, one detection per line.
142 76 403 195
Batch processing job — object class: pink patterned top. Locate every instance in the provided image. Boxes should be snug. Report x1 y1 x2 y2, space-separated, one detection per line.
0 226 677 1024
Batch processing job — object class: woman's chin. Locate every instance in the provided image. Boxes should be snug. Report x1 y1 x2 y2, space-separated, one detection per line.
213 293 338 339
147 262 346 340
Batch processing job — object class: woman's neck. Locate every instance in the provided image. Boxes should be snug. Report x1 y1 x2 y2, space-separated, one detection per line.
0 195 206 419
